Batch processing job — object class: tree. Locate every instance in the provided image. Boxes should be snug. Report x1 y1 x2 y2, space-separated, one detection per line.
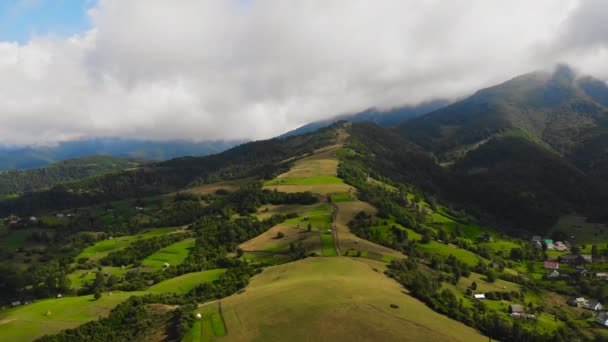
485 270 497 283
471 281 478 290
94 271 105 291
276 232 285 239
307 223 312 232
592 244 599 259
236 247 244 258
94 288 102 300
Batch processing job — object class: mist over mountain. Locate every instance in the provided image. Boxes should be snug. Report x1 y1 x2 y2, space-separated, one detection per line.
281 99 450 137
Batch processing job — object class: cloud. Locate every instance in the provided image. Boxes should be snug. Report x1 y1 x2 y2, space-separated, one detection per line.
0 0 605 145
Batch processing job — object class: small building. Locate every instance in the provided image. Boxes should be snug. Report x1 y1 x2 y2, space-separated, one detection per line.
586 300 603 311
29 216 38 222
597 312 608 326
11 301 21 307
547 270 560 278
560 255 580 264
531 236 542 242
544 261 559 270
56 213 64 219
163 262 170 268
509 304 524 314
581 254 593 263
569 297 588 308
196 313 202 319
595 272 608 279
544 239 553 245
56 293 62 298
554 241 568 252
473 294 486 300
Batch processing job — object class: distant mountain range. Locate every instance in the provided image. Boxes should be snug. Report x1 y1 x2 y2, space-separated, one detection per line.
281 99 450 137
0 138 244 171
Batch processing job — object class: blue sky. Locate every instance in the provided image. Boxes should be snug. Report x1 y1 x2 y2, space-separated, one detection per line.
0 0 95 43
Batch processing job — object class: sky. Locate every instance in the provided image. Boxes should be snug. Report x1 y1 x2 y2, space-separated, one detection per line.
0 0 607 145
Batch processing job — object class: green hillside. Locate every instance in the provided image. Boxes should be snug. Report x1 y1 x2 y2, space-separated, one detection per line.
0 155 145 198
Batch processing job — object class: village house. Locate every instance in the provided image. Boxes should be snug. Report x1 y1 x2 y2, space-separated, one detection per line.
56 213 64 219
554 241 568 252
509 304 524 314
473 294 486 300
547 270 560 279
595 272 608 279
543 261 559 270
560 254 592 264
597 312 608 326
531 236 542 242
569 297 588 308
11 301 21 307
586 300 603 311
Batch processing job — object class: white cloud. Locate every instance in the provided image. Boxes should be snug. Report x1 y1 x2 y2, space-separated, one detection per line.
0 0 606 145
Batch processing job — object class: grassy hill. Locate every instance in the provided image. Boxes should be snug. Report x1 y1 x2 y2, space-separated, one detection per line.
205 257 487 342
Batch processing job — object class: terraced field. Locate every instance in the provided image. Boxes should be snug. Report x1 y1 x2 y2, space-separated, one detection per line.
141 237 196 268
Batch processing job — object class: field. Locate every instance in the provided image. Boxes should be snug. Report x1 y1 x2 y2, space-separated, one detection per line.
75 227 181 261
214 257 487 341
0 269 225 341
141 238 196 268
417 241 488 266
263 142 353 195
333 200 404 260
185 302 227 342
240 204 333 260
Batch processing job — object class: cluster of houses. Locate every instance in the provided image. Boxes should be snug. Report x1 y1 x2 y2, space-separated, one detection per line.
531 236 569 251
569 297 604 311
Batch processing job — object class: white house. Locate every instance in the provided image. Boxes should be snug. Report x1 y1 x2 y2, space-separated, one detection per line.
473 294 486 300
547 270 560 278
586 300 603 311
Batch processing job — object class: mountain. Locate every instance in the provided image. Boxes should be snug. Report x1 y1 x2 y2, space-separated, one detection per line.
0 138 244 171
398 65 608 162
281 99 449 137
0 155 146 198
389 65 608 228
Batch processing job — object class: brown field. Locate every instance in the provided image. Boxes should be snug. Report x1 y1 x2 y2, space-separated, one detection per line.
254 204 320 220
239 223 321 254
212 257 487 342
334 200 404 260
181 179 253 195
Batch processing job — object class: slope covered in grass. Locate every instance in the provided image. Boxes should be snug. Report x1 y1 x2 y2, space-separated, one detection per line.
215 257 486 341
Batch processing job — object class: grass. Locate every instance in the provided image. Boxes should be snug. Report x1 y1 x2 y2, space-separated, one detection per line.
68 266 127 289
217 257 487 341
264 175 344 186
0 269 225 341
552 214 608 244
320 232 337 256
141 238 195 268
75 227 180 262
191 303 227 341
330 193 353 202
147 269 226 294
183 320 202 342
417 241 487 266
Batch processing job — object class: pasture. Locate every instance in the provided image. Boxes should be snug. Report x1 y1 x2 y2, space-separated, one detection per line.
75 227 181 262
141 238 196 268
417 241 487 266
0 269 225 341
215 257 487 341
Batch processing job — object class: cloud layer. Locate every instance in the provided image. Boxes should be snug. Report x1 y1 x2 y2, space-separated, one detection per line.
0 0 607 144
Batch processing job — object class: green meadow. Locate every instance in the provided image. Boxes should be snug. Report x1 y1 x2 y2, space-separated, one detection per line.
0 269 226 342
141 238 196 268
